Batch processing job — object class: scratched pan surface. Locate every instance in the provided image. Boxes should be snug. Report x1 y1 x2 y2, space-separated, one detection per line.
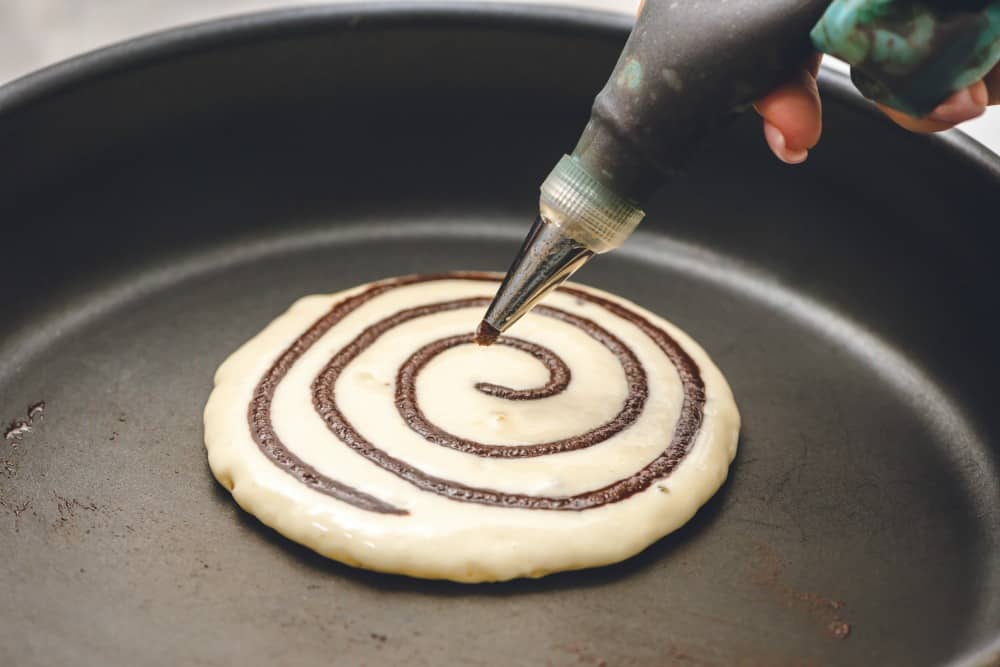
0 4 998 666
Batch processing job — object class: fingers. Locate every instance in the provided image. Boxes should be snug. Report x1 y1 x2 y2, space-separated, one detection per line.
985 63 1000 105
876 104 955 134
752 57 1000 160
880 79 992 134
753 57 823 164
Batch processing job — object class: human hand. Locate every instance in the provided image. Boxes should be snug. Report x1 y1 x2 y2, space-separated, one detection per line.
753 57 1000 164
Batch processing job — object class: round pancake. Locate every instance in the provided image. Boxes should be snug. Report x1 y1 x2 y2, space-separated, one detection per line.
204 273 740 582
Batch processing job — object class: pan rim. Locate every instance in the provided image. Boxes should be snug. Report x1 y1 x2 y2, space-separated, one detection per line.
0 3 997 664
0 1 997 183
0 2 631 112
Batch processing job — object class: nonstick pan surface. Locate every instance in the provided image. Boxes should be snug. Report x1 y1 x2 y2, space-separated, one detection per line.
1 4 998 666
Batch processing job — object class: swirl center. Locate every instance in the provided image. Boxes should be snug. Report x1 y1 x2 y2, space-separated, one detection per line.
392 306 648 457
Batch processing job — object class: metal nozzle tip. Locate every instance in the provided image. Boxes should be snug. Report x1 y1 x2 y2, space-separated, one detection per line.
474 320 500 347
480 215 594 336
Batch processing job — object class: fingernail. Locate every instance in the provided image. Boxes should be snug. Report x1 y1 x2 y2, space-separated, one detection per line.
929 85 987 124
764 121 808 164
970 80 989 107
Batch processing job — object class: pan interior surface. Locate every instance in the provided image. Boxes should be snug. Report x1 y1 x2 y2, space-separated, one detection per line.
0 6 998 667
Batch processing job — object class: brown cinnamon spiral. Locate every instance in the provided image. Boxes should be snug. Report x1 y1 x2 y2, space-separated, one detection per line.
248 273 704 515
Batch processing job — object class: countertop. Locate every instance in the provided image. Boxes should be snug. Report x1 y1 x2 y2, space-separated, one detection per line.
2 0 998 153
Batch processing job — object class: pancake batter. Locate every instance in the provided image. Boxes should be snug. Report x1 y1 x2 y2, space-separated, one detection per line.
204 273 740 582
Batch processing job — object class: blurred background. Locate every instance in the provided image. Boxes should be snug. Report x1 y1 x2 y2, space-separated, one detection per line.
1 0 998 152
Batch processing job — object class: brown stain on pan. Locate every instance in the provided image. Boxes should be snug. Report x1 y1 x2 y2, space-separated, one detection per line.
752 543 852 640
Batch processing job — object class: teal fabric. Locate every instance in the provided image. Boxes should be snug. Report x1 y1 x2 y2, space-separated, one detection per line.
812 1 1000 116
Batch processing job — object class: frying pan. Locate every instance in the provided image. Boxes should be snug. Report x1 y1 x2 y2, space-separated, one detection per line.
1 4 998 665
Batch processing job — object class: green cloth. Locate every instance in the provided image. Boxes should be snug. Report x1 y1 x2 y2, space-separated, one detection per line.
812 0 1000 116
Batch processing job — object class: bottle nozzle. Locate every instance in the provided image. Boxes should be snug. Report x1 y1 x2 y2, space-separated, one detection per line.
479 216 594 342
478 156 644 341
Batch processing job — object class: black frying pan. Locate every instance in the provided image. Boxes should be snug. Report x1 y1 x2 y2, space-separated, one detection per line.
1 4 998 666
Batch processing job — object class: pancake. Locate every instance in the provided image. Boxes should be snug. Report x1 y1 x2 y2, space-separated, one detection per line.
204 273 740 582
